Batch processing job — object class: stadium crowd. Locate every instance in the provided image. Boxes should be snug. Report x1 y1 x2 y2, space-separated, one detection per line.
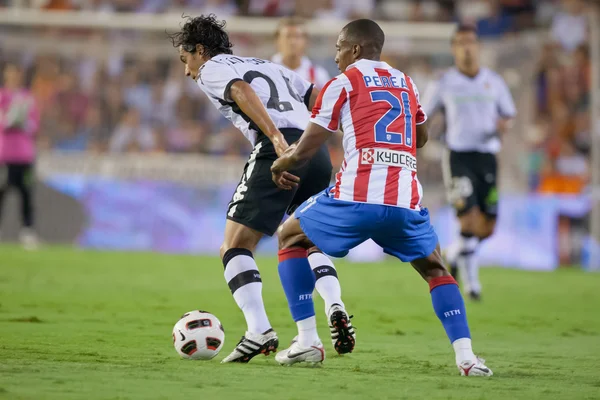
0 0 594 195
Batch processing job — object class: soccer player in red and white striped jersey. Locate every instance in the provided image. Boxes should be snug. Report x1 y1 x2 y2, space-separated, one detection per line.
312 53 427 209
270 19 493 376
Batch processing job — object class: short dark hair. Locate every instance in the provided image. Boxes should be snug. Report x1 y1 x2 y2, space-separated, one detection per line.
168 14 233 58
275 16 306 38
341 19 385 57
452 23 478 43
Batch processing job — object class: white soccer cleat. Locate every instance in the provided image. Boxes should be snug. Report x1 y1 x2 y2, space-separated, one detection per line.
327 304 356 354
275 338 325 366
220 330 278 363
458 357 493 376
19 229 39 251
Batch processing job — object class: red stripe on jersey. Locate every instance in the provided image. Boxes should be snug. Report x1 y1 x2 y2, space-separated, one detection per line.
410 171 419 209
383 167 401 205
375 68 391 78
332 171 342 199
311 78 336 118
328 88 347 131
353 162 372 203
309 66 316 84
333 160 347 199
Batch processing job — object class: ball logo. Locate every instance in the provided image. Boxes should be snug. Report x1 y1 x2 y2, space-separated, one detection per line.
362 149 375 164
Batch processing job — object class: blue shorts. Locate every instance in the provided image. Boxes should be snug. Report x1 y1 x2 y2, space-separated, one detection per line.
296 187 438 262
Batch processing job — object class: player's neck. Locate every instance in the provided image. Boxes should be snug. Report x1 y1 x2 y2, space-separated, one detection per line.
458 66 480 78
282 55 302 70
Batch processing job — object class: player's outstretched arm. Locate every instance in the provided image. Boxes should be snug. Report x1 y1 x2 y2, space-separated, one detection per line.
229 80 289 156
271 122 331 190
416 121 429 148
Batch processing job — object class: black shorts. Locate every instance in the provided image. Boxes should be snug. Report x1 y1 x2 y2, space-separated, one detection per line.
227 129 332 236
444 150 498 217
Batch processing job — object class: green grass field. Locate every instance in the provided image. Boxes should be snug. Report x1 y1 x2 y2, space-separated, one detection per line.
1 245 599 400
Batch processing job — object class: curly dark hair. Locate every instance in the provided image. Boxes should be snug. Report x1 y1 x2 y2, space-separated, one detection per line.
168 14 233 58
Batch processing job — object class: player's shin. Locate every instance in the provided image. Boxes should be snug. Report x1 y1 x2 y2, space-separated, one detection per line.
223 248 272 334
308 251 344 312
278 248 319 347
455 232 479 292
429 276 477 364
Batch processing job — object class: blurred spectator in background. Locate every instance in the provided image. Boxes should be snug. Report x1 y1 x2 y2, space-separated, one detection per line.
476 0 514 38
271 17 330 88
0 63 40 248
109 107 157 153
499 0 535 31
551 0 588 52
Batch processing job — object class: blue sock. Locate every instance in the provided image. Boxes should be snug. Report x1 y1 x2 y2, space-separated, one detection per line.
278 248 316 322
429 276 471 342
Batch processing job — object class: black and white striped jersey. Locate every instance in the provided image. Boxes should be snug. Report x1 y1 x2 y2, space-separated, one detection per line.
196 54 314 145
423 67 516 154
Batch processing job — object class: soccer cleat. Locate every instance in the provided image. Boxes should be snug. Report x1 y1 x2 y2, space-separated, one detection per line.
19 229 39 251
328 304 356 354
275 338 325 366
458 357 493 377
469 291 481 302
220 330 279 363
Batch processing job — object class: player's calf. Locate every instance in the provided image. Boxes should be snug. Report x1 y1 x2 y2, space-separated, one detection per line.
276 247 324 365
220 220 277 362
279 218 355 355
411 249 492 376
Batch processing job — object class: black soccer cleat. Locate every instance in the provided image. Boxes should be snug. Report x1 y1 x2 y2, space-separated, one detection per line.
469 291 481 302
328 304 356 355
220 330 279 363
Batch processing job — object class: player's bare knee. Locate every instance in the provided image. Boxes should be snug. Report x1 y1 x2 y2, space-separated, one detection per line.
478 218 497 240
458 207 482 234
411 250 450 282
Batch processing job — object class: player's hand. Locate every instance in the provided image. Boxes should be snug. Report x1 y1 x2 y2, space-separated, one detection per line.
272 170 300 190
271 152 300 190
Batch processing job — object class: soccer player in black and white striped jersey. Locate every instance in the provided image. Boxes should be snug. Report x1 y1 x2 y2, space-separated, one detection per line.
169 15 355 363
423 25 516 301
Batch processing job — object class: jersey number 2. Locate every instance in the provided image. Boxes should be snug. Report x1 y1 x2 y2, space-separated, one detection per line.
370 91 412 147
243 71 303 113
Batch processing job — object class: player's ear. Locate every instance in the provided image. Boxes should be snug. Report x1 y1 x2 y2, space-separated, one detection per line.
352 44 361 60
195 44 206 57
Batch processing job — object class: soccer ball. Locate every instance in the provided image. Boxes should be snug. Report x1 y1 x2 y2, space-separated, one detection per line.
172 310 225 360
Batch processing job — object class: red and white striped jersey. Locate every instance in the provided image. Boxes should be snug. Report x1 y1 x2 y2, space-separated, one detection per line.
310 59 427 210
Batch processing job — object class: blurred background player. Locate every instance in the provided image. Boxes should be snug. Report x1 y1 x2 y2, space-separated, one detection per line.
170 14 353 363
0 63 40 250
423 25 516 301
271 17 330 89
271 19 492 376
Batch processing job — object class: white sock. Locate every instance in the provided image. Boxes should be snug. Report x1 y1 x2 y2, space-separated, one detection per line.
465 250 481 294
452 338 477 365
224 252 272 334
445 239 461 265
297 316 319 348
456 235 480 293
308 252 344 313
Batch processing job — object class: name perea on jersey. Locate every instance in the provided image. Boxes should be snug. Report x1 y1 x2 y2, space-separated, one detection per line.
363 75 408 89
